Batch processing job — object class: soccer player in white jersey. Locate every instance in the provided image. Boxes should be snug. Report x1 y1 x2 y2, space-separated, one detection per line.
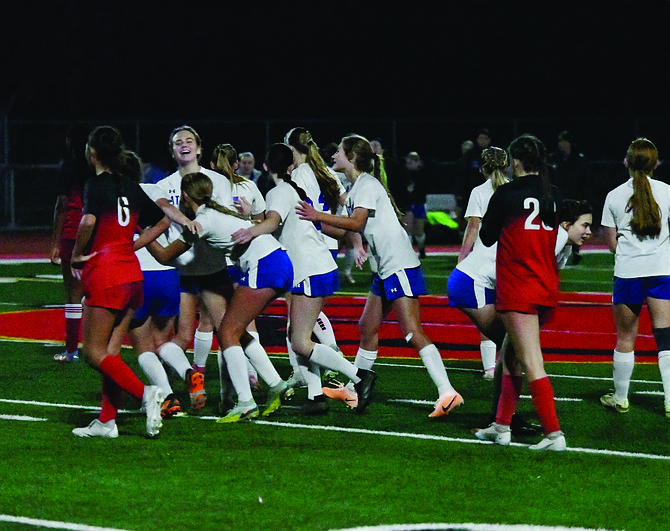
153 125 236 412
600 138 670 418
297 134 463 417
233 143 376 414
147 172 294 422
450 146 510 380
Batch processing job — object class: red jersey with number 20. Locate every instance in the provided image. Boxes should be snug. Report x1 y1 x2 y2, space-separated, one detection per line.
479 175 559 312
81 172 165 294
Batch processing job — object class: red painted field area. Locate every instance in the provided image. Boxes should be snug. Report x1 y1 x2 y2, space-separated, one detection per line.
1 294 657 363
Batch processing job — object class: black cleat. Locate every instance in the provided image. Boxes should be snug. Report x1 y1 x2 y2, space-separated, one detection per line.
354 368 376 413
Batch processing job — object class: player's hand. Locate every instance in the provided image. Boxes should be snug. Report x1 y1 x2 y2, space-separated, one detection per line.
70 252 96 280
235 197 252 217
296 200 317 221
232 228 254 244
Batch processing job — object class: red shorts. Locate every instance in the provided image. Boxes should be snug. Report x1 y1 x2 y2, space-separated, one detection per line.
85 281 144 311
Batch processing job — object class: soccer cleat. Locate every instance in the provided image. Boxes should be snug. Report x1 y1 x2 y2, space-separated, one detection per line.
186 369 207 412
354 368 376 413
473 422 511 446
286 371 308 390
301 396 330 415
429 390 464 417
665 403 670 418
54 350 79 362
143 385 164 437
600 393 629 413
323 382 358 408
72 419 118 438
262 381 294 417
482 368 495 381
216 400 259 423
161 394 182 419
529 431 567 451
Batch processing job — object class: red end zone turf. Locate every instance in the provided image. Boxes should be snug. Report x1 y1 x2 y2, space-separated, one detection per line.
2 293 657 363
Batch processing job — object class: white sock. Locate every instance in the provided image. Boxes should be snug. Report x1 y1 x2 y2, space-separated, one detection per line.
246 331 260 379
244 339 281 388
354 347 378 371
415 232 426 249
193 329 213 367
613 349 635 402
658 350 670 405
222 346 253 403
138 351 173 396
480 340 497 371
313 312 337 347
344 248 355 275
157 342 191 380
310 343 360 383
419 343 454 396
297 356 322 400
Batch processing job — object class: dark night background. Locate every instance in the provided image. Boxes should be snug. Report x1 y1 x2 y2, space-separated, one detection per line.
1 0 669 228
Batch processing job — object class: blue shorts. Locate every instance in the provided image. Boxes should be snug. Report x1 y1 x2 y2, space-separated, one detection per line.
238 249 293 292
613 276 670 305
179 268 231 295
410 203 427 219
447 268 496 309
292 268 339 297
227 264 244 284
134 269 180 320
371 266 427 301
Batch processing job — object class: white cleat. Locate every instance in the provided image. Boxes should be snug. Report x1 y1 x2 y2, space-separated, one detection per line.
72 419 118 438
143 385 164 437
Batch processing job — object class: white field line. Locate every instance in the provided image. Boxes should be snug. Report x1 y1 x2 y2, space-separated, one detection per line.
0 398 667 461
329 523 622 531
0 414 46 421
0 515 129 531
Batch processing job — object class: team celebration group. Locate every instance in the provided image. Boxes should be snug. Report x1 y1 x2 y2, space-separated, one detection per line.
49 123 670 450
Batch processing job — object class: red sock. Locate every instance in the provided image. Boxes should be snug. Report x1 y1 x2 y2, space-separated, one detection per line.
99 374 122 423
529 376 561 434
65 304 82 353
496 373 523 426
99 355 145 401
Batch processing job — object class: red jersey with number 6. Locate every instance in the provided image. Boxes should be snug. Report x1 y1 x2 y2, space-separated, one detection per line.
479 175 560 312
81 172 165 294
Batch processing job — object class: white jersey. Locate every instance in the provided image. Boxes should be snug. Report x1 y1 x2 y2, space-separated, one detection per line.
156 167 234 209
601 177 670 278
232 178 266 217
266 180 336 285
346 172 419 279
456 179 497 288
291 162 346 251
157 167 235 274
136 184 174 272
555 226 571 270
182 204 282 275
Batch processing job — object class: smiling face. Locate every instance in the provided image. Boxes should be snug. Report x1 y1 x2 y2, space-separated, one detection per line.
564 213 593 246
331 143 352 173
171 130 201 166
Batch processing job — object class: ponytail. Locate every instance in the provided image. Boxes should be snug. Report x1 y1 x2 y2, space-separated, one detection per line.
625 138 661 238
285 127 341 213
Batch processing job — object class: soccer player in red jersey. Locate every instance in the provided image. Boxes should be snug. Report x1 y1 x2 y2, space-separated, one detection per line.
474 134 566 451
70 126 170 438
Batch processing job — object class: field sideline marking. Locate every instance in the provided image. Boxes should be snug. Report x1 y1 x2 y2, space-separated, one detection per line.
2 398 667 460
371 360 662 385
329 524 621 531
0 514 128 531
251 420 669 461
